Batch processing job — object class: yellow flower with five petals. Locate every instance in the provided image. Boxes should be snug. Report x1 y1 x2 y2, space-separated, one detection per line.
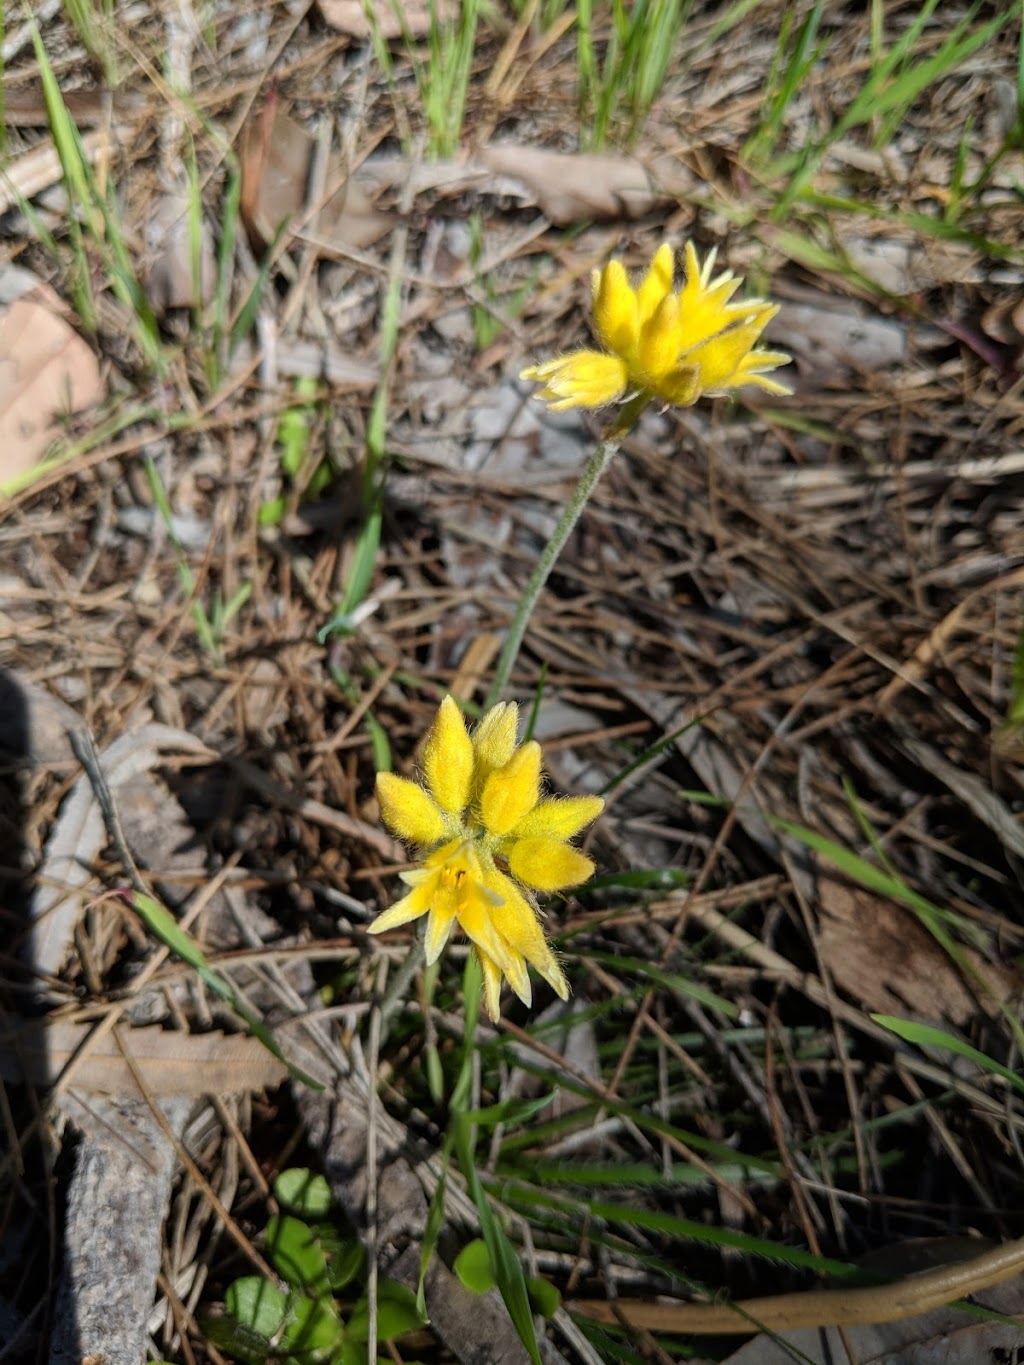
368 696 603 1022
521 241 791 411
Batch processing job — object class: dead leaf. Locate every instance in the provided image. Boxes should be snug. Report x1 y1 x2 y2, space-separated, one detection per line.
815 873 1017 1026
0 1020 286 1095
0 267 103 486
317 0 456 39
480 144 687 224
240 99 391 255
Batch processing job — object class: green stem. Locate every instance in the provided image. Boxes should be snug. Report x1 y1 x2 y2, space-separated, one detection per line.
484 397 648 711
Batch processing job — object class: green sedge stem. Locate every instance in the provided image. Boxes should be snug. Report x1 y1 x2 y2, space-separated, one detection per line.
485 397 648 711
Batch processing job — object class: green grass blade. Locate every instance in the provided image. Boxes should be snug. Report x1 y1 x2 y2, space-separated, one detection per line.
130 891 322 1090
872 1015 1024 1098
453 1113 541 1365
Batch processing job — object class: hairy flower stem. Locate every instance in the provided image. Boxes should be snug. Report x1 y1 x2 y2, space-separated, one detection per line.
485 397 648 711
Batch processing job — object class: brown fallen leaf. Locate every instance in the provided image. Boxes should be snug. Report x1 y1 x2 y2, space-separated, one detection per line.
0 1020 287 1096
479 144 689 224
0 267 103 487
240 97 391 255
815 872 1017 1027
317 0 456 39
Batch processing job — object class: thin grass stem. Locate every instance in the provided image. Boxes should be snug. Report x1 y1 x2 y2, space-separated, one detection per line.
485 394 648 709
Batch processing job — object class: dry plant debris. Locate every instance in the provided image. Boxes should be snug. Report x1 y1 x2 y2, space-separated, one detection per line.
0 268 103 484
0 1 1023 1363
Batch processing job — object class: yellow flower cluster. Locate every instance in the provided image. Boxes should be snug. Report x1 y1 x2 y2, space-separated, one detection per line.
370 240 790 1021
369 696 603 1022
521 241 791 411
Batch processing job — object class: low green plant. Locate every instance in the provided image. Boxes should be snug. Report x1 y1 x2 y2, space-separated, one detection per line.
29 21 163 371
258 378 333 528
468 212 536 350
130 893 320 1090
61 0 118 85
576 0 691 149
365 0 480 158
206 1167 423 1365
144 455 251 665
743 0 1013 219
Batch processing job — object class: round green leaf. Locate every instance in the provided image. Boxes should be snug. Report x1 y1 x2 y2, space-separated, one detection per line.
225 1276 288 1339
266 1214 331 1297
453 1239 495 1295
280 1294 344 1362
202 1315 275 1365
346 1281 425 1344
274 1168 333 1219
526 1275 560 1320
310 1224 365 1290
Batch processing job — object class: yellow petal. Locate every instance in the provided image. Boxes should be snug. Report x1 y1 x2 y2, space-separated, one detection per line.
652 363 701 406
479 950 504 1022
637 292 684 381
512 794 604 841
691 316 778 392
375 771 446 846
367 884 431 935
424 902 457 964
592 260 638 355
521 352 629 410
472 702 519 774
508 836 595 892
423 695 473 815
726 348 793 395
480 741 541 835
461 900 513 977
501 945 533 1007
486 869 567 1000
635 244 675 325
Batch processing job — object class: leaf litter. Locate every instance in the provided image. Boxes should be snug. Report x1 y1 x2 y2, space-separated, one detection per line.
0 2 1023 1363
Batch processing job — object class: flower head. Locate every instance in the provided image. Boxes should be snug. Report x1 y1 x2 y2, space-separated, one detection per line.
369 696 603 1021
521 241 791 411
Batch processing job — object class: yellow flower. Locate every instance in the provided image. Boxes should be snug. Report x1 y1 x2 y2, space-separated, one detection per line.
521 241 791 410
369 695 603 1022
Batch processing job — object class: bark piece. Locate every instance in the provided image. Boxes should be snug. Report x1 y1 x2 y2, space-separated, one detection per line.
50 1094 192 1365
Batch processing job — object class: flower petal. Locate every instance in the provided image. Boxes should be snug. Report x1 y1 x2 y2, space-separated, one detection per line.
472 702 519 774
457 890 513 973
635 243 675 325
423 695 474 815
592 260 638 355
424 902 457 964
375 771 446 846
690 314 779 392
637 292 684 381
653 363 702 406
508 836 595 892
479 950 504 1022
501 946 533 1007
520 352 629 410
367 884 431 935
512 794 604 841
487 869 568 1000
480 741 541 835
721 348 793 395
